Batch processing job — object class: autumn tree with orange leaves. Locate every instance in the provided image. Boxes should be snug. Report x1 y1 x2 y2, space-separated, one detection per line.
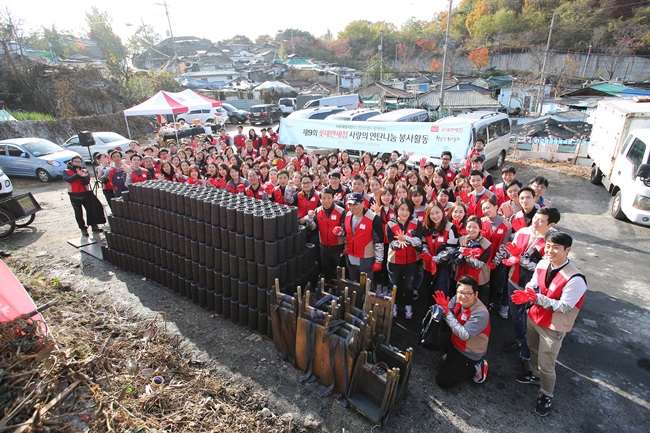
468 47 490 73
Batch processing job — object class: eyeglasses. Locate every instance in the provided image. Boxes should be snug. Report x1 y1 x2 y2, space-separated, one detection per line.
457 291 475 297
301 181 313 185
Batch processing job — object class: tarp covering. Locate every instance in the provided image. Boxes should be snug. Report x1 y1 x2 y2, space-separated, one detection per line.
0 109 17 121
254 81 296 93
0 260 47 330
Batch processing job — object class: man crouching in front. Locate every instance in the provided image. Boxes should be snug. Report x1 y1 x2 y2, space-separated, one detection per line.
433 276 490 388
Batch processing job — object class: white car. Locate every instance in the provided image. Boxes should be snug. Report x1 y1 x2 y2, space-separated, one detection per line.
62 132 132 164
177 107 229 128
0 168 13 196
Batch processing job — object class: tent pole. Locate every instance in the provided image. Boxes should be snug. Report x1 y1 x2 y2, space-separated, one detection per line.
173 114 179 143
124 114 132 139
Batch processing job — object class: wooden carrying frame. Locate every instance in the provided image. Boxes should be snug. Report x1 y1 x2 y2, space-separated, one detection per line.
270 279 299 364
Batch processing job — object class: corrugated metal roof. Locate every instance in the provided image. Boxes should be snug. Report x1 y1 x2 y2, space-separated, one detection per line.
419 90 502 109
589 83 628 95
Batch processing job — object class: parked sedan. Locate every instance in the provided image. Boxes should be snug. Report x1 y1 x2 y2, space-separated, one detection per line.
62 132 131 164
0 168 13 196
249 104 283 125
0 138 81 182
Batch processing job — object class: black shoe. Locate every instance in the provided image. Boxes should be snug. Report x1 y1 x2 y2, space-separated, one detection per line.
91 225 103 233
503 341 521 353
535 394 552 417
516 371 541 385
80 228 89 237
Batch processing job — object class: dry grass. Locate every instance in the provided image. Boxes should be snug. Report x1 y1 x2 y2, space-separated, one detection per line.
507 156 592 179
0 259 296 433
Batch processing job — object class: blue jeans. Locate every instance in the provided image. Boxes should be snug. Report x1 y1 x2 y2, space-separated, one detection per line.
388 261 420 304
508 281 530 360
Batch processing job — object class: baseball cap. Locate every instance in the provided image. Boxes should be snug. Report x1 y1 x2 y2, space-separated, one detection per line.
347 193 364 205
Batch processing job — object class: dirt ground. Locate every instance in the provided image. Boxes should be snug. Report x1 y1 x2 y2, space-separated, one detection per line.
2 156 649 433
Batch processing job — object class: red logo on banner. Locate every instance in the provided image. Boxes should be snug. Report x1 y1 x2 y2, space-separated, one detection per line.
430 125 439 132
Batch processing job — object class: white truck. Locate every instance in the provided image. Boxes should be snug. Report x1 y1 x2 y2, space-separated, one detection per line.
588 99 650 225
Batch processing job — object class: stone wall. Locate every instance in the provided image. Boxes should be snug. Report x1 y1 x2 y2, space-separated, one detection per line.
0 113 154 144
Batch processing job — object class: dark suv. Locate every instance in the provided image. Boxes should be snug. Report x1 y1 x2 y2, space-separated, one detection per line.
221 103 250 124
249 104 283 125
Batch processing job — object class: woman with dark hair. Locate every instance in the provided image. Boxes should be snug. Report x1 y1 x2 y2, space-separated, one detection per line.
449 201 469 236
364 163 377 179
408 185 428 223
386 197 423 320
360 152 373 170
421 201 459 299
454 215 492 303
248 128 262 149
372 187 395 294
374 158 386 181
186 164 205 186
339 150 351 166
157 161 175 181
406 170 425 188
480 196 512 317
226 164 249 194
368 176 382 206
431 167 455 202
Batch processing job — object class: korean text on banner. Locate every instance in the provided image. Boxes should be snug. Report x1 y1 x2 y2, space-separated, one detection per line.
278 118 472 157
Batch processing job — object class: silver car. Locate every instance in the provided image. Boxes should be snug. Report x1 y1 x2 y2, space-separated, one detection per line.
62 132 132 164
0 138 82 182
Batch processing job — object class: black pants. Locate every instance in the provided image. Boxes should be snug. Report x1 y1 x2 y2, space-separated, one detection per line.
320 244 344 280
70 193 92 230
436 346 480 389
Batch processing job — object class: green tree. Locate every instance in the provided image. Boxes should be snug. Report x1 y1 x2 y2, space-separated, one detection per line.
126 24 160 60
85 7 129 80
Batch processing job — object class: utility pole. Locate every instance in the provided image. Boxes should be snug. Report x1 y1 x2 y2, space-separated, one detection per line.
581 45 592 77
379 31 384 83
536 12 555 114
439 0 453 118
156 0 176 70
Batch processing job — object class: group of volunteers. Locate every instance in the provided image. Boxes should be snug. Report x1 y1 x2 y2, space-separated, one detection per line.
63 127 587 417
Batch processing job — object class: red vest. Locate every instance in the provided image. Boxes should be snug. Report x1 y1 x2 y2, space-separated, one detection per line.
423 223 452 273
481 218 510 264
316 205 345 247
455 235 491 284
387 218 421 264
469 189 493 218
511 211 528 233
245 183 272 200
64 169 90 194
344 209 377 259
234 134 247 149
226 179 246 194
441 166 456 183
508 229 545 288
528 260 586 332
295 189 320 218
378 206 395 243
490 182 508 206
273 186 287 204
451 300 490 355
130 169 149 184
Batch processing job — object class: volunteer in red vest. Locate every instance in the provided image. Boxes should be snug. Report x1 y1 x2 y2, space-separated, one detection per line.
226 165 249 194
480 197 512 318
510 186 539 233
433 275 490 388
498 207 560 369
371 188 396 295
129 154 149 184
511 231 586 417
467 170 495 218
530 176 550 208
245 169 272 200
420 201 459 300
341 192 384 285
386 197 423 320
490 166 517 206
106 151 130 198
498 180 523 220
233 125 247 150
285 173 321 244
63 155 102 236
312 187 347 280
439 151 457 185
95 153 115 211
272 170 290 204
454 215 492 304
327 171 349 208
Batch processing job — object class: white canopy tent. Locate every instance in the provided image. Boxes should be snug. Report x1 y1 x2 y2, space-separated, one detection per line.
173 89 222 108
122 90 212 138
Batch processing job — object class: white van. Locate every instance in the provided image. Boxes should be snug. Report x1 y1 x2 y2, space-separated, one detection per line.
287 106 346 120
177 107 228 128
326 108 382 122
367 108 430 123
431 111 511 170
302 94 361 111
278 97 297 115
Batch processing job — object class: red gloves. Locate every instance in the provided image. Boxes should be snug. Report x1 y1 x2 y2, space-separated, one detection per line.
504 242 523 257
488 261 497 270
332 226 343 235
420 252 432 263
429 260 437 275
503 256 521 266
371 262 382 272
459 190 471 203
432 290 450 315
511 288 537 305
461 247 483 258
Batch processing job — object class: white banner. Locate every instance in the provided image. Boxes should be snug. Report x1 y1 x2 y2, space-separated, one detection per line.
278 118 472 157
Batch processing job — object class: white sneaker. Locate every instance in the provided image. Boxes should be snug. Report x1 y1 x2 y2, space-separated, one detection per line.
393 304 398 318
499 305 509 319
405 305 413 320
